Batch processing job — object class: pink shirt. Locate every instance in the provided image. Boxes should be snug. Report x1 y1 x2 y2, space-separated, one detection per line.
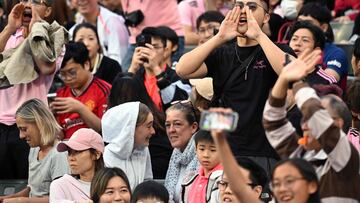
178 0 206 32
0 29 59 125
121 0 184 44
347 129 360 152
187 164 223 203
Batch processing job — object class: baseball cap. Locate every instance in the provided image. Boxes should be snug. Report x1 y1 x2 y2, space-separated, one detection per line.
57 128 104 153
190 77 213 101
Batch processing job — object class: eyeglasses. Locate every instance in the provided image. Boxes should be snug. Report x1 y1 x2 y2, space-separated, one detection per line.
59 69 77 80
152 45 164 50
198 25 220 36
270 177 305 191
20 0 48 6
217 180 257 191
233 1 268 13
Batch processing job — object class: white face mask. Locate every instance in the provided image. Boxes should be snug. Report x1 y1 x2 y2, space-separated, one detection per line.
281 0 299 20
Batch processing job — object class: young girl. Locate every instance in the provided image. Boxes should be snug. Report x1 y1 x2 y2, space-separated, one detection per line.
102 102 154 189
90 167 131 203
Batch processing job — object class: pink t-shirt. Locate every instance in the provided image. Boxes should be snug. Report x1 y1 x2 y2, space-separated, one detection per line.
121 0 184 44
187 164 223 203
0 29 60 125
347 129 360 152
178 0 206 32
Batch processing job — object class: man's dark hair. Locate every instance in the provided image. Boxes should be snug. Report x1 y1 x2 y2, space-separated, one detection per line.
61 41 90 69
354 38 360 62
141 27 167 47
196 11 225 30
194 130 214 146
131 181 169 203
290 20 326 50
298 2 334 42
299 3 332 24
157 26 179 47
235 157 268 188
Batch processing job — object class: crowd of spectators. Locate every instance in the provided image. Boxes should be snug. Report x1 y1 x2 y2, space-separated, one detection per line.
0 0 359 203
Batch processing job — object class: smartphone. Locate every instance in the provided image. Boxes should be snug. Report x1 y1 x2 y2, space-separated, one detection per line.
47 93 57 102
283 53 291 67
136 34 151 63
199 111 239 132
136 34 151 47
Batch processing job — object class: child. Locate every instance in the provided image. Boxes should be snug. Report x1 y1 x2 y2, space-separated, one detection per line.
131 180 169 203
182 130 223 203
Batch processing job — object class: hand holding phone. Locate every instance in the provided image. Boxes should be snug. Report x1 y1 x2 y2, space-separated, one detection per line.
200 110 239 132
47 93 57 102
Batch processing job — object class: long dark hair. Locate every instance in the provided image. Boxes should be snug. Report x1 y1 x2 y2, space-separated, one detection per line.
271 158 321 203
73 22 102 53
108 72 166 133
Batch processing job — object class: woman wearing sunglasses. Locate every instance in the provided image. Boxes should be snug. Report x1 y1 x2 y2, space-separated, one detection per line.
164 101 200 202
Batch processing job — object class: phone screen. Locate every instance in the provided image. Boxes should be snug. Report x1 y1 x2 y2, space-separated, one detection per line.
199 111 239 132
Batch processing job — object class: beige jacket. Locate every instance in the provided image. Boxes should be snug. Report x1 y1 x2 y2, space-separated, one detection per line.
0 20 68 88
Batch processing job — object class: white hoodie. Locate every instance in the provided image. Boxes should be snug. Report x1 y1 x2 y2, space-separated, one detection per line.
102 102 153 190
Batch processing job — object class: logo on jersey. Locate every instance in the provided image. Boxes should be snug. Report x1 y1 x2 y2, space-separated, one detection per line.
253 60 266 69
327 60 342 68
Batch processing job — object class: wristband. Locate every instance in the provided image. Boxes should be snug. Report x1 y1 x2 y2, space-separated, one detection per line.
155 71 166 80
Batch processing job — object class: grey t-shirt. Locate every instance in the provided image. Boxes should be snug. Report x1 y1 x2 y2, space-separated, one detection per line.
28 144 69 197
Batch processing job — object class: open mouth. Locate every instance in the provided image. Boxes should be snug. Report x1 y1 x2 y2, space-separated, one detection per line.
23 8 32 22
239 18 247 24
222 197 233 202
279 194 293 202
293 49 302 56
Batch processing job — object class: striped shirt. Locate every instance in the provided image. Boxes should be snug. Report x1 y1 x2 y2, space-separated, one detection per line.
263 83 360 203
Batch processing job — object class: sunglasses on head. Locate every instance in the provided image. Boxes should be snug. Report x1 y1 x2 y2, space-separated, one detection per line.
171 100 197 119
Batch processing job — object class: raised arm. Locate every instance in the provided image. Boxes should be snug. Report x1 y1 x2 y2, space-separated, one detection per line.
176 6 242 79
210 111 262 203
0 3 24 52
244 6 295 75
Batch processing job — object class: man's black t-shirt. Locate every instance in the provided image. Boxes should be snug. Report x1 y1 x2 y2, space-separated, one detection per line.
205 41 295 158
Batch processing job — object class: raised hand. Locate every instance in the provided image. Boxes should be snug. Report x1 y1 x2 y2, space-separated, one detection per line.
216 6 242 42
7 3 25 33
128 47 144 73
279 49 322 83
244 6 263 40
141 43 163 75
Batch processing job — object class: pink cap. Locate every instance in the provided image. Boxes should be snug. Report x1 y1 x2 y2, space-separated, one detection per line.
57 128 104 153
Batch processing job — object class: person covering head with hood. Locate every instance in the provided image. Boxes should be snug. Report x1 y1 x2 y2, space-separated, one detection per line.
102 102 155 190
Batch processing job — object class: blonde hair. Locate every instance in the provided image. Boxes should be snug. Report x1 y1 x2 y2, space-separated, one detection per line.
16 99 61 146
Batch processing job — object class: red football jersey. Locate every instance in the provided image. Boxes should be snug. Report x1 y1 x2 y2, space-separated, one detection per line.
56 78 111 139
